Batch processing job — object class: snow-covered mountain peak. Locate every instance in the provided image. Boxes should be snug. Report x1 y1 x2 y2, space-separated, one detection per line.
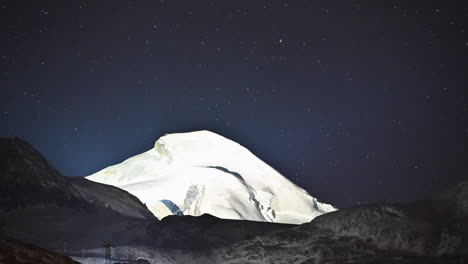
152 130 244 166
87 130 336 224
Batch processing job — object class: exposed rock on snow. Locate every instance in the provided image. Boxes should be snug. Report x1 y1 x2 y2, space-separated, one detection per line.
87 130 335 224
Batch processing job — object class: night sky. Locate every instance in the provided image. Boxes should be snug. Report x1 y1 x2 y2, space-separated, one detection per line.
1 0 467 208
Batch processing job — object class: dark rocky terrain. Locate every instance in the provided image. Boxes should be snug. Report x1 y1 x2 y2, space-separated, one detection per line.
0 235 79 264
0 138 158 251
150 213 293 249
0 137 154 219
212 181 468 263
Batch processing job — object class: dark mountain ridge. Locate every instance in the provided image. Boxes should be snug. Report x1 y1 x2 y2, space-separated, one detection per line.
215 181 468 263
0 137 154 218
0 137 157 251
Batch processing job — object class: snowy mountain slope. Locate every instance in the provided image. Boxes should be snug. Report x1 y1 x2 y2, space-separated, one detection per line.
87 130 335 224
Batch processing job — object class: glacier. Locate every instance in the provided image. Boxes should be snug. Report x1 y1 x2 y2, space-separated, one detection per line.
86 130 335 224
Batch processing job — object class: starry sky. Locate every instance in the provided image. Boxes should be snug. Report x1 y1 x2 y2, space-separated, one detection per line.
1 0 467 208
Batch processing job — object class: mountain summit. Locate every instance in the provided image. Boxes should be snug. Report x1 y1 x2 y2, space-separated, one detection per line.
87 130 335 224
